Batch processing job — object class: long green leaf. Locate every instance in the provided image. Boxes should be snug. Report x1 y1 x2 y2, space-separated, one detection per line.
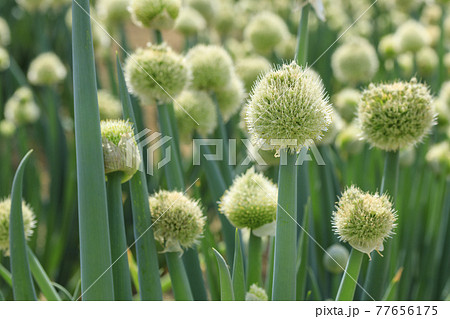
272 149 298 300
27 246 61 301
9 150 36 300
232 229 245 301
116 56 163 300
0 263 12 287
72 0 114 300
213 248 234 301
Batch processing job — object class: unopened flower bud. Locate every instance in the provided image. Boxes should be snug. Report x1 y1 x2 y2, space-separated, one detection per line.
101 120 141 183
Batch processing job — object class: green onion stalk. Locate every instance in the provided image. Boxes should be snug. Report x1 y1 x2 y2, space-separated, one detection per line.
362 151 399 300
335 249 365 301
105 171 132 300
246 231 262 289
272 149 298 300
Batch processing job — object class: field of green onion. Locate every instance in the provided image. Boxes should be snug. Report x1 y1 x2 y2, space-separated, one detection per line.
0 0 449 302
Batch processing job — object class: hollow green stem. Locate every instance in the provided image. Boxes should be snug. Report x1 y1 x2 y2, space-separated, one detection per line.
363 150 399 300
182 248 208 300
335 249 364 301
246 231 262 288
165 252 193 301
295 3 310 66
380 151 400 196
272 149 298 300
106 171 132 301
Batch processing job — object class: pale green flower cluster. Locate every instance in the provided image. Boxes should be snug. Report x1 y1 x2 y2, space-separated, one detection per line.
186 44 233 90
245 284 268 301
395 20 430 53
0 47 9 71
101 120 141 183
0 17 10 47
335 123 364 158
434 82 450 127
244 11 289 55
416 47 438 77
174 89 217 138
332 88 361 123
187 0 217 24
426 142 450 175
4 87 40 126
97 90 123 121
186 44 245 121
125 43 189 104
96 0 130 30
0 120 16 138
357 78 435 151
235 56 271 93
332 186 397 256
246 62 332 153
323 244 349 274
27 52 67 86
149 190 205 253
174 6 206 36
331 37 379 84
0 198 36 256
129 0 180 29
219 167 277 235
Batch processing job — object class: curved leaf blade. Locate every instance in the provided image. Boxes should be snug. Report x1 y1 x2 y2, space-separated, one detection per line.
213 248 234 301
10 150 36 300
